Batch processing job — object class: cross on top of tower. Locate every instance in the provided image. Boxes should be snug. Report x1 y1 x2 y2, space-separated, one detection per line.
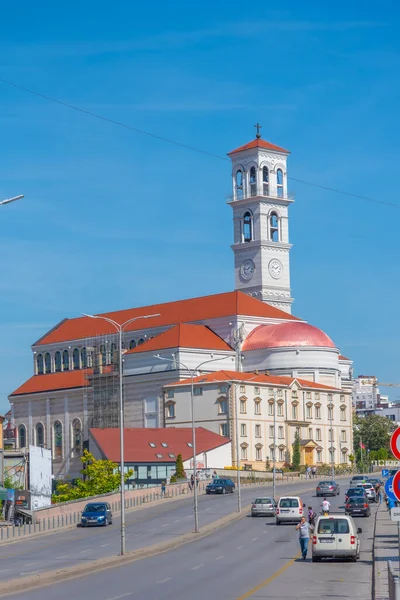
254 122 262 139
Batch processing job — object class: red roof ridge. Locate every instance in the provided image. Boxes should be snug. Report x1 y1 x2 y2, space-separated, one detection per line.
126 323 233 354
339 354 351 361
10 369 92 397
228 138 290 156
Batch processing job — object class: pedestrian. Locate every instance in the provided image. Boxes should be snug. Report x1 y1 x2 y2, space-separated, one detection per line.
190 474 194 492
161 480 166 498
312 466 316 479
295 516 313 560
212 470 218 480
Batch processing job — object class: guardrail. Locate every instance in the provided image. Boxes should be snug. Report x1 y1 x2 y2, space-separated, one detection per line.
388 561 400 600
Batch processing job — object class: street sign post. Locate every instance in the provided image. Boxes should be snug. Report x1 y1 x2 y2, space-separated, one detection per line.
390 428 400 461
393 471 400 502
391 507 400 521
382 469 389 478
385 477 397 502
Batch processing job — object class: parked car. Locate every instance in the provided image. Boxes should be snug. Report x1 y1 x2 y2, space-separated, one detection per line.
206 478 235 494
81 502 113 527
251 497 276 517
276 496 304 525
350 475 369 486
344 488 368 502
316 481 340 497
312 514 362 562
356 483 377 503
345 496 371 517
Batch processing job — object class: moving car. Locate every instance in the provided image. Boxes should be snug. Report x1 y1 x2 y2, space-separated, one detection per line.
276 496 304 525
350 475 369 486
316 481 340 497
251 497 276 517
368 478 383 487
356 483 377 503
345 496 371 517
206 478 235 494
81 502 112 527
344 488 367 502
312 514 362 562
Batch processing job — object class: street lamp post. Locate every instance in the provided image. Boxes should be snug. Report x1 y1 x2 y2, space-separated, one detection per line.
154 354 232 532
232 382 241 513
83 312 160 555
0 195 24 206
329 402 335 481
272 389 277 501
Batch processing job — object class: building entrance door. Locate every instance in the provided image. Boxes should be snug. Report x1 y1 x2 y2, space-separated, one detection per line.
305 447 314 466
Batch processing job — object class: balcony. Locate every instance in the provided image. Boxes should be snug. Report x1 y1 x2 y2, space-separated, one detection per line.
227 188 295 203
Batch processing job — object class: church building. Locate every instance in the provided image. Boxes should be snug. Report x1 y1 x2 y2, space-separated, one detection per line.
8 129 353 478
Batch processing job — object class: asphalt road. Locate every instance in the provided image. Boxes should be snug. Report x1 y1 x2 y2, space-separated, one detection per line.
2 477 377 599
0 479 314 581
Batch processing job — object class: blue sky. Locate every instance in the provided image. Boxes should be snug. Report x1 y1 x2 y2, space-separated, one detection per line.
1 1 399 411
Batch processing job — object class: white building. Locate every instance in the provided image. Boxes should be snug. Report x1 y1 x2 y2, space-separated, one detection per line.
8 129 354 478
352 375 378 413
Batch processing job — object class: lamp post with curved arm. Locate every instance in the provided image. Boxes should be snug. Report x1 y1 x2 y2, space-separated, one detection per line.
154 354 233 533
83 312 160 555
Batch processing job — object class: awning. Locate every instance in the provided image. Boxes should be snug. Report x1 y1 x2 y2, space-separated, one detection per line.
14 507 32 518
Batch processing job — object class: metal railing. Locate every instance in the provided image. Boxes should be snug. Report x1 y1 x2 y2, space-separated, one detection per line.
388 561 400 600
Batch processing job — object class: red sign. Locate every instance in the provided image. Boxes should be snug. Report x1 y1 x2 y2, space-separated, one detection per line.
392 471 400 502
390 428 400 461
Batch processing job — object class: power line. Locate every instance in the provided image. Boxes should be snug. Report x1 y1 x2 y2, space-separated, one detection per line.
1 77 398 209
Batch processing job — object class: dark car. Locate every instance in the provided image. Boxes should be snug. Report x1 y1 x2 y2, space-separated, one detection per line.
81 502 113 527
345 496 371 517
316 481 340 497
344 487 367 502
369 478 383 487
206 478 235 495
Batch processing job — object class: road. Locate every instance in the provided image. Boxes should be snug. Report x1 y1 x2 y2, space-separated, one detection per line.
2 477 376 600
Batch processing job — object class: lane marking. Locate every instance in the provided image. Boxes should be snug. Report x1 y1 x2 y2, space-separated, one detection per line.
205 508 211 511
80 549 91 554
56 555 69 559
20 571 42 576
236 545 243 550
263 530 268 534
161 524 169 528
158 577 172 583
106 593 134 600
191 564 204 570
251 537 258 541
0 569 10 573
148 528 156 532
25 562 38 566
235 552 301 599
216 555 224 560
100 544 110 547
173 520 180 523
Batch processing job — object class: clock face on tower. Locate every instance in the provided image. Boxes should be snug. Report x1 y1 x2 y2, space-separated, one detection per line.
240 259 255 281
268 259 283 279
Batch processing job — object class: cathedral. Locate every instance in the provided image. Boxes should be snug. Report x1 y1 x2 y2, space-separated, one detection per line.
8 130 353 477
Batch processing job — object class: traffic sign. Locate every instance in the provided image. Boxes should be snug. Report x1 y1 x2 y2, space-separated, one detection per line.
385 476 397 502
382 469 389 478
390 428 400 461
393 471 400 502
391 507 400 521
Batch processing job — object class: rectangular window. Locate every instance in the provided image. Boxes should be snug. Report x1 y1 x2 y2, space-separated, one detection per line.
255 446 262 461
309 427 313 439
218 399 228 414
328 428 334 442
306 392 311 400
306 405 312 418
268 388 274 395
278 426 284 439
220 423 228 437
291 390 298 399
157 465 167 479
193 387 203 396
138 466 147 480
340 394 345 402
254 387 260 395
328 407 333 420
315 393 320 401
240 385 245 394
315 406 321 419
240 399 247 414
279 448 284 461
149 466 158 479
277 389 283 397
316 428 321 441
277 403 283 416
268 403 274 416
341 430 347 442
340 407 346 421
254 401 261 415
328 394 333 401
269 425 274 438
316 450 322 463
292 404 297 420
218 385 228 393
241 446 247 460
166 403 175 418
255 424 261 438
167 390 174 399
241 423 247 437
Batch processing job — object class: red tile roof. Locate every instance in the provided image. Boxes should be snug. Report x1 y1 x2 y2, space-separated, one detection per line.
164 370 341 391
89 427 230 463
126 324 233 354
35 291 299 346
10 369 92 397
228 138 290 156
339 355 351 361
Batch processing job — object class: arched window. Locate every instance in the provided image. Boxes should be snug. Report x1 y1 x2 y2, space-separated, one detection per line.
36 423 44 447
55 351 62 372
250 166 257 196
73 348 80 370
44 353 51 374
110 343 117 362
277 168 283 198
81 347 87 369
71 418 82 457
129 340 136 350
54 421 63 459
100 344 107 366
37 354 44 375
138 338 145 346
263 166 269 196
243 212 253 242
62 350 69 371
270 212 279 242
235 170 243 200
18 425 26 448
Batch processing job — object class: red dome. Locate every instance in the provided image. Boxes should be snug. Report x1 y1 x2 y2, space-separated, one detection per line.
243 322 336 351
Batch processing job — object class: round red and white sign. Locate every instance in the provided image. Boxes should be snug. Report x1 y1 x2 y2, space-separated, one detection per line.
390 428 400 461
392 471 400 502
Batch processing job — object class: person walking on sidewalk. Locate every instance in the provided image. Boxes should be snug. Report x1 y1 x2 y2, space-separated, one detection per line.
161 480 166 498
296 517 314 560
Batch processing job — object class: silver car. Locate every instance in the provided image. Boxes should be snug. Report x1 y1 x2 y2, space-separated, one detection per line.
356 483 377 503
251 497 276 517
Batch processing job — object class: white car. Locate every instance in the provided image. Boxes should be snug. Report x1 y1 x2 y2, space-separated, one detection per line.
275 496 304 525
356 483 377 503
312 514 361 562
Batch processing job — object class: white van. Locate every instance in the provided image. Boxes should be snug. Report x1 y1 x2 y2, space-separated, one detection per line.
275 496 304 525
312 514 362 562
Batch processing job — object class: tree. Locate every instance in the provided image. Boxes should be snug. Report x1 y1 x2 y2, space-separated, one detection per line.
377 448 389 460
353 414 395 454
175 454 185 479
52 450 132 503
3 474 23 490
292 430 301 471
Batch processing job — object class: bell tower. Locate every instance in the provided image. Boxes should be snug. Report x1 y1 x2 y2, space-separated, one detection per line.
228 125 294 313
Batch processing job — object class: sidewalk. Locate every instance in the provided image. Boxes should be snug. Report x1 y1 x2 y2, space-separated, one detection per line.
374 502 399 600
